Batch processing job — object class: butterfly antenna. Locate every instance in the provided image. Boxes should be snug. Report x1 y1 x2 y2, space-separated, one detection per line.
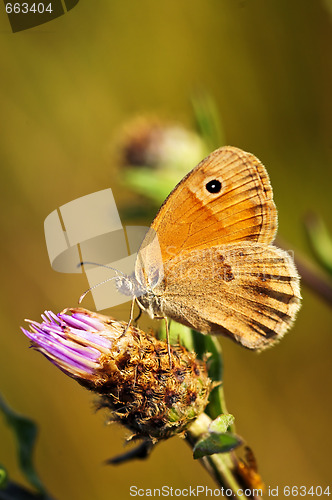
78 261 127 304
78 276 120 304
78 261 126 277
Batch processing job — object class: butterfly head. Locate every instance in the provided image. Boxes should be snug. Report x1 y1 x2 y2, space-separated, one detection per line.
115 273 144 298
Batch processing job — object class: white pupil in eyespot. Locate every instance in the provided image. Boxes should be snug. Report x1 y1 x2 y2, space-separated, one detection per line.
206 180 222 193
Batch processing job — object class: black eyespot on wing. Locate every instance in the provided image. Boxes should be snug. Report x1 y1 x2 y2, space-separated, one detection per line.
206 179 222 193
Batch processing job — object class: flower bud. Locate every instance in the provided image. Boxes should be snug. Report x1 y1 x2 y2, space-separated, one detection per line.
22 308 211 441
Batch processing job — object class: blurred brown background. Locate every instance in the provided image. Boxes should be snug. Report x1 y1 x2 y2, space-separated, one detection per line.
1 1 332 499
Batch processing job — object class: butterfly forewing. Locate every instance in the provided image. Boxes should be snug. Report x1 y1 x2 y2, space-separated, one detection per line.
149 146 278 262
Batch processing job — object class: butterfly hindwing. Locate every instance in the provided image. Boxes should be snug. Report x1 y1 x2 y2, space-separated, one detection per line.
154 242 301 349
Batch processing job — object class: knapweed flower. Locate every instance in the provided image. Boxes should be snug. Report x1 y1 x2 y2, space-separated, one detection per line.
118 116 206 170
116 117 207 204
22 308 211 441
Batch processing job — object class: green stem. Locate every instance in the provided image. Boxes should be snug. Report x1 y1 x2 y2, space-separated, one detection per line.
186 414 263 500
304 213 332 276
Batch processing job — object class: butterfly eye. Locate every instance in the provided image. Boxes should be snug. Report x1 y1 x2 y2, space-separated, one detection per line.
205 179 222 194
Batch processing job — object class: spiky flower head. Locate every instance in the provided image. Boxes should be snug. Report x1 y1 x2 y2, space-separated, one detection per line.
118 116 206 170
22 308 211 441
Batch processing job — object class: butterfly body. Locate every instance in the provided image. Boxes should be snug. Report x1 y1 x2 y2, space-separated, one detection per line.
130 146 301 350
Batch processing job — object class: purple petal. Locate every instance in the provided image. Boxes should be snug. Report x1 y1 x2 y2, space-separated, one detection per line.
21 327 38 342
30 333 100 371
67 328 113 349
39 346 98 375
21 309 117 378
30 327 100 360
70 313 105 331
58 313 97 331
41 311 60 325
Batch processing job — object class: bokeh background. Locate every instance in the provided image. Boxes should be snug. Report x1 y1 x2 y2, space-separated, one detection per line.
1 1 332 499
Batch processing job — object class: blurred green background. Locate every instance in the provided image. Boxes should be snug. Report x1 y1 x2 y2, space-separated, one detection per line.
1 1 332 499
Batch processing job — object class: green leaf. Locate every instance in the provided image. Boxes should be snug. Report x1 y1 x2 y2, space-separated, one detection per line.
305 213 332 276
123 168 181 204
209 414 234 434
0 395 47 496
195 334 226 421
193 431 242 459
191 91 225 151
0 465 8 489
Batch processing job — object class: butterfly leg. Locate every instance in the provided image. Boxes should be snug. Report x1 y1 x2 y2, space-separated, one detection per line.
164 317 172 369
120 297 137 337
153 315 172 369
131 297 173 369
134 307 142 325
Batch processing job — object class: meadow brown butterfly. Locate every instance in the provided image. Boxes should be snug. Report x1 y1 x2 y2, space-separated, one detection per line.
118 146 301 350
